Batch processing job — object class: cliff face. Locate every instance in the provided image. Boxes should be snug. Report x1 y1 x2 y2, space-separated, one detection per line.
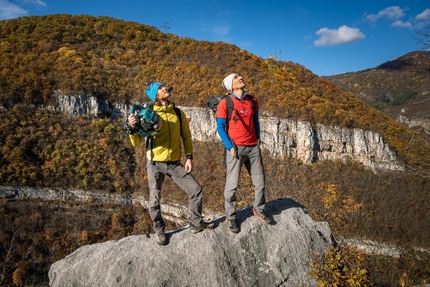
49 94 404 172
48 198 334 287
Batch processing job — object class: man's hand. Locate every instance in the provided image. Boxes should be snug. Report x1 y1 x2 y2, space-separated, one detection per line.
230 147 235 157
128 113 139 129
185 159 193 173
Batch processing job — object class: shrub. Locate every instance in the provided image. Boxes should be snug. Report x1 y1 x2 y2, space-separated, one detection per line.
390 91 417 106
308 245 373 287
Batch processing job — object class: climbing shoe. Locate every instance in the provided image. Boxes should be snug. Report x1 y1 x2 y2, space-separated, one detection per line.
226 218 239 233
251 208 271 224
190 221 215 234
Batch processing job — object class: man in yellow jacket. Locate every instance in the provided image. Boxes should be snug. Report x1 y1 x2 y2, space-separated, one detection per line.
127 82 214 245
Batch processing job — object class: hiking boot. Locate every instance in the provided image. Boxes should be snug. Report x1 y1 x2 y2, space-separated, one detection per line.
251 208 271 224
226 218 239 233
190 221 215 234
155 231 167 246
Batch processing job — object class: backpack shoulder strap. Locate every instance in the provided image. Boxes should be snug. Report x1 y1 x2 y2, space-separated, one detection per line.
173 106 182 136
174 107 182 124
224 95 234 122
245 94 255 110
225 94 255 123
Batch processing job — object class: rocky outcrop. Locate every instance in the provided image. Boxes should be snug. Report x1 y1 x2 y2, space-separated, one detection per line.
49 94 403 171
185 107 402 171
397 114 430 132
49 92 128 119
0 185 137 204
48 198 334 287
0 185 222 226
3 185 428 261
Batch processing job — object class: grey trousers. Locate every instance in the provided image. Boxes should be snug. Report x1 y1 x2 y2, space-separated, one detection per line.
146 161 203 233
224 144 266 220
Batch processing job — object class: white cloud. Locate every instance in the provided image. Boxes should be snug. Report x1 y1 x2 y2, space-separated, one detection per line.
212 24 230 36
314 25 365 47
416 8 430 22
391 20 412 28
29 0 47 7
0 0 28 20
366 6 406 22
239 41 253 47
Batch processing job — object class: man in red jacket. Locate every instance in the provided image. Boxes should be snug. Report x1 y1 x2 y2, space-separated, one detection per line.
216 73 271 233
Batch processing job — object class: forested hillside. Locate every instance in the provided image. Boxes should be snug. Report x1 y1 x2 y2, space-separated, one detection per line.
0 15 429 286
323 51 430 142
1 14 429 169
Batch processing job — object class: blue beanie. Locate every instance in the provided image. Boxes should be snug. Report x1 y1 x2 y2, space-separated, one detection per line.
145 82 163 101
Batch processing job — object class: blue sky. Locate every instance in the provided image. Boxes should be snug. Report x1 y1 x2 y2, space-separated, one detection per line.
1 0 429 76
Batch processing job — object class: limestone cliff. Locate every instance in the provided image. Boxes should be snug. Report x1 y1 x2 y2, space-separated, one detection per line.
48 198 334 287
49 94 404 171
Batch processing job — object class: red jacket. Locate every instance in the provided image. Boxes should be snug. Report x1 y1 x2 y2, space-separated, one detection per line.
217 94 259 146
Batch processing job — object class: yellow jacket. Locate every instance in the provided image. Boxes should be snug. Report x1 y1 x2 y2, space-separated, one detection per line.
128 102 193 162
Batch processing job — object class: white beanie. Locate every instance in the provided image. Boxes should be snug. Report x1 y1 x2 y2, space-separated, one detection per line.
222 73 236 91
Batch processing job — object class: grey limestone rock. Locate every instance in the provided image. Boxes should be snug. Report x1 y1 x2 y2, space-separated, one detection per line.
49 94 404 172
49 198 334 287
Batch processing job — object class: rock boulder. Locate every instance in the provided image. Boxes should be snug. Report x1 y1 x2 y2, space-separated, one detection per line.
49 198 334 287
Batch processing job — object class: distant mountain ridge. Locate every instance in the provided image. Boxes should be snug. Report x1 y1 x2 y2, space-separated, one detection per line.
378 51 430 71
323 51 430 142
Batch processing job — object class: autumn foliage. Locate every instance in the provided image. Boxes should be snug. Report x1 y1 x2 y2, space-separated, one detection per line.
0 14 430 286
1 15 429 169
